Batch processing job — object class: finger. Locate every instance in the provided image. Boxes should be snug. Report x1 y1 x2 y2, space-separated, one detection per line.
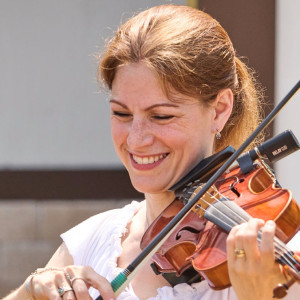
62 290 76 300
259 220 276 264
63 269 72 286
241 218 264 261
227 219 264 266
64 267 92 300
231 223 250 274
233 222 248 253
227 224 240 265
65 266 115 300
61 269 76 300
84 272 115 300
57 282 74 300
72 277 92 300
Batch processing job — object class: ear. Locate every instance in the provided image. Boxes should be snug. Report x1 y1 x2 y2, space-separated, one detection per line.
211 88 233 134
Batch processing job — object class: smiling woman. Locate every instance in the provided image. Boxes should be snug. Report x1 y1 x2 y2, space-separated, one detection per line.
109 62 231 196
2 4 300 300
100 5 263 154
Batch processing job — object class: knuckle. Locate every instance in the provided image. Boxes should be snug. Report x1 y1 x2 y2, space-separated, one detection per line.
246 232 257 241
262 224 275 235
235 230 257 243
65 265 80 274
234 231 244 243
55 271 65 280
64 265 74 273
43 279 55 289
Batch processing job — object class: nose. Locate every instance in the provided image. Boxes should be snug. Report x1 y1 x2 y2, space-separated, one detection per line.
127 118 154 149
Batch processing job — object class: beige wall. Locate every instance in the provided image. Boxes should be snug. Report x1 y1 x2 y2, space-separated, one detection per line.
0 199 131 297
0 0 185 168
275 0 300 203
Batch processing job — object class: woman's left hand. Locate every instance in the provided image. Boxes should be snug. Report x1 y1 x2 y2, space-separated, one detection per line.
226 218 286 300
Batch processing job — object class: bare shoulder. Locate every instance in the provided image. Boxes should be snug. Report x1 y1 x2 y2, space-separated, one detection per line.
46 242 74 268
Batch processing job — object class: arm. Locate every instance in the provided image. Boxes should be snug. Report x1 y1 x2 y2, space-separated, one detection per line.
46 242 74 267
1 243 115 300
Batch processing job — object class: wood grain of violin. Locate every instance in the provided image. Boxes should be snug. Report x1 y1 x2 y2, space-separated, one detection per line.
141 162 300 292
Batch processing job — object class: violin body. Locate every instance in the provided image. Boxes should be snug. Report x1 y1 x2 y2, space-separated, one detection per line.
141 162 300 289
140 197 207 275
190 164 300 289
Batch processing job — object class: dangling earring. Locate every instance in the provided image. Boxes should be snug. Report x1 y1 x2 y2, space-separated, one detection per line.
216 129 221 140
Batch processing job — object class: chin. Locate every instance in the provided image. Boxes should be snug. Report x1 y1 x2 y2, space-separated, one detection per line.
131 180 169 195
133 185 161 194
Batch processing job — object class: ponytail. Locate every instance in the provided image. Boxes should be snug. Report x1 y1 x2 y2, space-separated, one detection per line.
215 56 264 152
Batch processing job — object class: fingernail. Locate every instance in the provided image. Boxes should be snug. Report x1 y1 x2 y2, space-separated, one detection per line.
265 220 275 227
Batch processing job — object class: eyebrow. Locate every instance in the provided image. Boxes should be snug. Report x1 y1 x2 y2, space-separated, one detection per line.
109 99 179 111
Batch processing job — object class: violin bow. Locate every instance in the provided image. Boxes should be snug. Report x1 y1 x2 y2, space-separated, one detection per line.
95 79 300 300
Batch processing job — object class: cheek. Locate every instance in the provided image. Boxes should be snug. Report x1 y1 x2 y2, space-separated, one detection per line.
169 125 214 160
110 122 128 148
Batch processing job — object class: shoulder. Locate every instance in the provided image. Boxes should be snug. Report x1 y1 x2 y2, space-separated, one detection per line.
60 200 143 265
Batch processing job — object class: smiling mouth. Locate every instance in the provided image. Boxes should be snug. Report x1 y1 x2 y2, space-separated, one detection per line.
132 153 168 165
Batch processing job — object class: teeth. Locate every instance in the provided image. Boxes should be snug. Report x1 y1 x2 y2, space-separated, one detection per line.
133 154 166 165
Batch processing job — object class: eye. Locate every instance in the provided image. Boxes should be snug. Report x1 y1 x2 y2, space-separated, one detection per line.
112 111 131 117
152 115 174 120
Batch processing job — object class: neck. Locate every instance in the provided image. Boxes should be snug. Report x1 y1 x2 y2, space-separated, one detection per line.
144 191 175 227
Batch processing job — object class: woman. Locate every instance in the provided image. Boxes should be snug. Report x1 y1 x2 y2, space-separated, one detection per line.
3 5 299 300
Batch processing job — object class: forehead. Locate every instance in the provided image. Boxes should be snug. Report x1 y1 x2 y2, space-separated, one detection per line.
111 62 200 106
112 63 162 93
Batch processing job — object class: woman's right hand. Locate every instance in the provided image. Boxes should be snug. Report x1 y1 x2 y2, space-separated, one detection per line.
26 265 115 300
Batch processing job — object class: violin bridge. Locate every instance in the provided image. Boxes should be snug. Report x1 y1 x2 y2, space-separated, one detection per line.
188 185 220 217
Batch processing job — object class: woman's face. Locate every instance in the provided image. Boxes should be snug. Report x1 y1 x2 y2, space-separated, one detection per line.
110 63 216 194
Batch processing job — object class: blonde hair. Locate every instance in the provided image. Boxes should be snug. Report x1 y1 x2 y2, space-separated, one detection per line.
98 5 264 151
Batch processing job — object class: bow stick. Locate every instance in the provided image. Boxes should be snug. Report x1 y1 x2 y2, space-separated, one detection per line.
96 79 300 300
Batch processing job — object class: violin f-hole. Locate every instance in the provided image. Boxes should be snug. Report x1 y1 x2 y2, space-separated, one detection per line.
176 226 203 240
230 184 240 197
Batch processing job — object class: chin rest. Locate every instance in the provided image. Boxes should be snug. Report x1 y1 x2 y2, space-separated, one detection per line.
170 146 235 193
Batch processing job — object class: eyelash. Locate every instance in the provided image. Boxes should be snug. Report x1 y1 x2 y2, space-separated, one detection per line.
152 115 173 120
112 111 131 118
112 111 174 120
112 111 174 124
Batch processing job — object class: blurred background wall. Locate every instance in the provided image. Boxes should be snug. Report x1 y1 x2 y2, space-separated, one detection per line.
0 0 299 296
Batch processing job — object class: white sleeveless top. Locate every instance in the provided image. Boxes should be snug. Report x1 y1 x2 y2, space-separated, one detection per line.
61 201 300 300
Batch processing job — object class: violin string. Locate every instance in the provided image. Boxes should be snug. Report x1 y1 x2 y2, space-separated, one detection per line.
206 187 299 271
194 200 298 271
190 184 299 272
256 231 298 270
189 183 250 224
209 186 296 263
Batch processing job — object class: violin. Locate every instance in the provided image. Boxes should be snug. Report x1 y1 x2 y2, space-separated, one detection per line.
141 143 300 295
96 80 300 300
